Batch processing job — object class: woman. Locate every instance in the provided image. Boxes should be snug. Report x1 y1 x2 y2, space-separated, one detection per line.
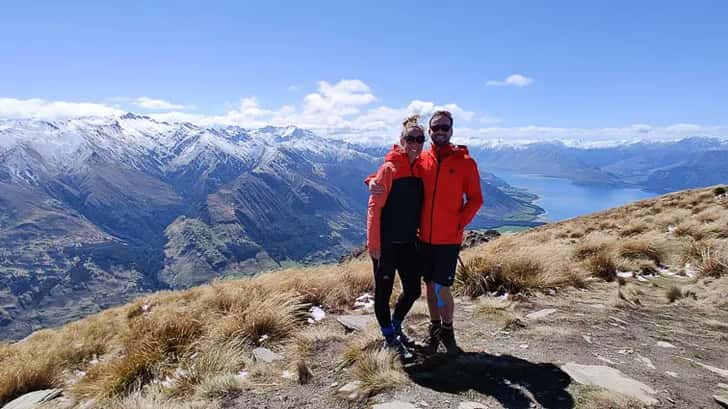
366 115 425 360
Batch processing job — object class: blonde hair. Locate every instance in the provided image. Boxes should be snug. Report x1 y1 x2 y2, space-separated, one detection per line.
400 115 425 139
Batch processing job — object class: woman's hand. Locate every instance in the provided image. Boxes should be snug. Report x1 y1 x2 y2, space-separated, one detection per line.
369 180 385 195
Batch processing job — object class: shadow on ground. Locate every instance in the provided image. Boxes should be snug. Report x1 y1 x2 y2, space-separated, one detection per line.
404 351 574 409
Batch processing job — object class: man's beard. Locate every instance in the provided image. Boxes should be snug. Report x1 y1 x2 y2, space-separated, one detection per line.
431 134 450 146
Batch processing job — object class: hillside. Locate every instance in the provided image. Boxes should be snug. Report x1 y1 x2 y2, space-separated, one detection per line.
1 185 726 408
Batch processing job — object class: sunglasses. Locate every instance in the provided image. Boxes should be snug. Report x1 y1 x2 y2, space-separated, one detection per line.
430 124 451 132
404 135 425 144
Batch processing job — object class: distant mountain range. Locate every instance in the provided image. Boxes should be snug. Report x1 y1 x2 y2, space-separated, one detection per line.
469 136 728 192
0 115 540 340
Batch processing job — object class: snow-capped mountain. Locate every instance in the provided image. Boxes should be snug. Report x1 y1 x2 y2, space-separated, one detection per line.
0 114 543 340
0 115 383 339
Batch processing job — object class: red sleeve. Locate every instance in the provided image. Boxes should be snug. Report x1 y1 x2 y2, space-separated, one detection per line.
366 163 394 253
363 172 376 186
460 158 483 227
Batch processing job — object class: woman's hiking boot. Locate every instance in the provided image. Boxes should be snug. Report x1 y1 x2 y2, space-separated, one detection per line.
384 337 413 362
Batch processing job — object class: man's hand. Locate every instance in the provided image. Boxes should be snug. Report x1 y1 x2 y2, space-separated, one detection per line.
369 180 385 195
369 247 381 260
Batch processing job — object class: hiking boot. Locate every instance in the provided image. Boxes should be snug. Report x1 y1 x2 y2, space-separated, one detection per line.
439 326 461 355
384 337 413 362
421 322 442 355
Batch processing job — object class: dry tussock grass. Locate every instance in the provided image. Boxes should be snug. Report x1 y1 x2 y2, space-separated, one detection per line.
105 386 221 409
619 221 649 237
339 327 382 368
350 349 406 395
167 340 249 398
618 239 665 264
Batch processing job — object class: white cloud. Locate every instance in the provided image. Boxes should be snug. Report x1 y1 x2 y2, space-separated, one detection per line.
4 80 726 147
302 79 376 117
486 74 534 87
287 84 301 92
0 97 124 119
134 97 190 111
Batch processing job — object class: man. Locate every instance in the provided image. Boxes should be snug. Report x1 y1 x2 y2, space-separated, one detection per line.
411 110 483 354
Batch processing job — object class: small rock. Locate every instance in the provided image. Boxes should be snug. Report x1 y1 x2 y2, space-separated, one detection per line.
665 371 678 378
719 383 728 390
610 316 629 325
330 381 339 388
337 381 367 401
309 306 326 322
526 308 557 320
635 354 656 370
656 341 676 349
582 335 593 344
417 401 429 407
281 370 295 380
354 293 375 310
336 314 376 332
252 347 283 363
237 370 249 379
2 389 63 409
459 402 488 409
715 395 728 408
373 401 419 409
519 344 529 349
588 303 607 309
617 271 634 278
562 362 658 405
683 358 728 378
596 355 617 365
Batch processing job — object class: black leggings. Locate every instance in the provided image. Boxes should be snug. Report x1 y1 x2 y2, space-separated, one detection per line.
372 242 422 329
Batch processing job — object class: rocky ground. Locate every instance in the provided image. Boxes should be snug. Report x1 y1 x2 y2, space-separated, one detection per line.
215 271 728 409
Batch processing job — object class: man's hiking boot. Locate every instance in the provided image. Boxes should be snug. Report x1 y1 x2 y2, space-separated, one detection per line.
421 322 442 355
384 337 413 362
440 326 461 355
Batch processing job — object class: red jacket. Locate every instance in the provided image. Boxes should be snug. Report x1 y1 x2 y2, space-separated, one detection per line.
366 146 423 253
418 143 483 245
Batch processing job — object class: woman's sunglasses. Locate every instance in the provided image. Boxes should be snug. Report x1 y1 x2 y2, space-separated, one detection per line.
405 134 425 144
430 124 451 132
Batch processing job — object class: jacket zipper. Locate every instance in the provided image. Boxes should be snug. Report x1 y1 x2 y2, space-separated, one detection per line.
429 148 442 243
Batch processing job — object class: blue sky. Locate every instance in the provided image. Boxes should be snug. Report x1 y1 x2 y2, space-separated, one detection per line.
1 0 727 144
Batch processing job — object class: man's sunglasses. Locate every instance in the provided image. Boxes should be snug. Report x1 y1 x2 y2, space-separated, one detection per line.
405 135 425 143
430 124 451 132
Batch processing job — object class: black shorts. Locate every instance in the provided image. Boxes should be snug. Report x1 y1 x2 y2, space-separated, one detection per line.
419 241 460 287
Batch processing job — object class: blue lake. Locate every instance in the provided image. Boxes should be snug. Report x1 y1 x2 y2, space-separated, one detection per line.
495 171 659 222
